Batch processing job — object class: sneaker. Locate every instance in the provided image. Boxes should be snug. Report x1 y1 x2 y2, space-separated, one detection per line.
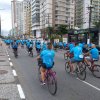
40 82 46 85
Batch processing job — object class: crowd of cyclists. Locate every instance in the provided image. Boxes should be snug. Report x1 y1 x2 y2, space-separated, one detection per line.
3 39 100 85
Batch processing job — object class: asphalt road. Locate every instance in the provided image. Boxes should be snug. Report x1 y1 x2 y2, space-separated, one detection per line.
7 47 100 100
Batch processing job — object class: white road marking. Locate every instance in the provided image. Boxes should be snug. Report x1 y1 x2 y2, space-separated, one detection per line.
8 55 9 57
8 58 11 61
10 62 13 66
17 84 25 99
77 78 100 92
12 70 17 76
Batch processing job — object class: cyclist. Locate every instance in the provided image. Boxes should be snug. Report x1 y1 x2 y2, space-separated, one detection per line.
37 43 55 85
28 42 33 54
59 42 63 49
69 42 83 74
63 42 67 49
53 42 57 50
36 41 41 54
68 42 75 51
42 42 47 51
26 40 30 52
84 44 99 66
21 40 24 48
12 40 18 56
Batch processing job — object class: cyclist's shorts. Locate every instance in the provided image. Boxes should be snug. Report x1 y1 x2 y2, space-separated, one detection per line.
70 58 82 63
42 62 54 70
29 47 33 51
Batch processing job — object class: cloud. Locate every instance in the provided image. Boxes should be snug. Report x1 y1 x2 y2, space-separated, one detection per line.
0 0 23 36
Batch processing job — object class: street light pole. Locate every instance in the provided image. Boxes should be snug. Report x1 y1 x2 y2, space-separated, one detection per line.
87 0 94 44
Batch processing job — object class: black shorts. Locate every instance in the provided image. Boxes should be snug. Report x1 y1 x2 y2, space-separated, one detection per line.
29 47 33 51
13 48 17 51
41 62 54 70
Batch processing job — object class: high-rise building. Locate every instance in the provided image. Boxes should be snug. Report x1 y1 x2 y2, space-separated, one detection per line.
75 0 100 29
23 0 31 37
11 0 31 37
11 0 24 36
40 0 75 29
31 0 41 38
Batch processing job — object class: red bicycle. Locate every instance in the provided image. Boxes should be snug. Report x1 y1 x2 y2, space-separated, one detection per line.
38 59 57 95
85 58 100 78
64 50 73 60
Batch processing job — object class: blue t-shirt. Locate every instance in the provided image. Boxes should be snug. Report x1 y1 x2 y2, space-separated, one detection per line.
36 42 41 49
90 48 99 60
63 43 67 47
26 42 30 48
79 43 84 49
40 49 55 68
53 42 57 47
70 46 83 61
12 42 18 48
69 43 75 51
59 42 63 46
42 43 47 50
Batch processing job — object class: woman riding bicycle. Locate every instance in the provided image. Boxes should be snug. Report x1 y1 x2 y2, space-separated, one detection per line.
37 43 55 85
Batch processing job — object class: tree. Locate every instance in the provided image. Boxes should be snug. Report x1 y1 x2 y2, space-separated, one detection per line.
94 20 100 28
57 24 68 37
46 26 54 38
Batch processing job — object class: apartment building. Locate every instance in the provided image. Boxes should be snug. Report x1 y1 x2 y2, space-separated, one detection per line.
23 0 31 37
11 0 23 36
75 0 100 29
11 0 31 37
40 0 75 37
31 0 41 38
40 0 75 28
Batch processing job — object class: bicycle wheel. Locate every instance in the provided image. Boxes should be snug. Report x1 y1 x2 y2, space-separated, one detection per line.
92 65 100 78
38 67 42 82
65 62 70 73
31 51 33 57
64 53 68 60
47 74 57 95
76 63 86 80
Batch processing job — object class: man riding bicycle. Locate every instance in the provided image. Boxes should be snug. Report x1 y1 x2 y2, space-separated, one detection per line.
37 43 55 85
84 44 99 67
12 40 18 56
69 42 83 74
28 42 33 54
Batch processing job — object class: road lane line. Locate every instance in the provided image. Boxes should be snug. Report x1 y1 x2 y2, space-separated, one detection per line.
8 58 11 61
10 62 13 66
12 70 17 76
8 55 9 57
77 78 100 92
17 84 25 99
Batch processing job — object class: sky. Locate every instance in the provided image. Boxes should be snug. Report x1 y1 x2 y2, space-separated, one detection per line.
0 0 23 36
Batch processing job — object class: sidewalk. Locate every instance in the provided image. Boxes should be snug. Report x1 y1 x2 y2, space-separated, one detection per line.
0 41 21 100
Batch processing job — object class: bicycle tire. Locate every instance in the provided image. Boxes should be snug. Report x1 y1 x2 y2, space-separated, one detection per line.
38 67 42 82
64 53 68 60
31 52 33 57
47 74 57 95
76 63 86 80
65 62 70 73
92 65 100 78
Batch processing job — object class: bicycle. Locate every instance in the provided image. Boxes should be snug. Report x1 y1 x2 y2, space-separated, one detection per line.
85 58 100 78
38 59 57 95
13 48 18 58
64 50 73 60
65 59 86 80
